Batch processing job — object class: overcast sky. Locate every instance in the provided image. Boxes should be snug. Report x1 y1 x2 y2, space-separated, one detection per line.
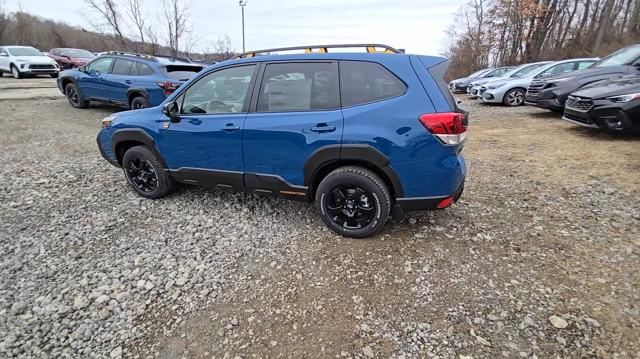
8 0 465 55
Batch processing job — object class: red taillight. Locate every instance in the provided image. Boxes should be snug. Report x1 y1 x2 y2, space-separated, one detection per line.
436 196 455 209
157 82 181 96
419 112 467 145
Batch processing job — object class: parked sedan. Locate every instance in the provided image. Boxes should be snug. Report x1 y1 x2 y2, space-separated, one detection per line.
0 46 60 78
49 48 96 69
449 68 493 93
563 76 640 133
467 62 547 98
532 44 640 112
479 58 597 106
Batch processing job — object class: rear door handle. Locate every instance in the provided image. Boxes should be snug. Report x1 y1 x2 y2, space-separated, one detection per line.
124 80 132 85
310 124 336 133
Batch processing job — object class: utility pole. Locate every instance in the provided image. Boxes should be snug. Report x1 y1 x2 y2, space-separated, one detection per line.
239 1 247 53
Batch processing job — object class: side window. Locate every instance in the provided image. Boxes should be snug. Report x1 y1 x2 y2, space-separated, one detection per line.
50 49 58 56
112 58 134 75
134 62 154 76
87 57 114 74
541 62 576 76
181 65 255 115
340 61 406 107
256 62 339 112
578 61 594 70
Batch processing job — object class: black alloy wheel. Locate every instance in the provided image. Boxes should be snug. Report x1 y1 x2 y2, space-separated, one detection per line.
65 83 89 108
324 185 377 229
125 157 158 193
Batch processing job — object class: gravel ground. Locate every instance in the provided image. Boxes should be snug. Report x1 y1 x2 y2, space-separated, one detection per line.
0 96 638 358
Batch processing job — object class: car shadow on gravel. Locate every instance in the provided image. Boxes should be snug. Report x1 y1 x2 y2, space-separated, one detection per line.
565 126 640 141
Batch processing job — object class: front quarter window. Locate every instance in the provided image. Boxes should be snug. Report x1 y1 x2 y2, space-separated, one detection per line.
87 57 114 74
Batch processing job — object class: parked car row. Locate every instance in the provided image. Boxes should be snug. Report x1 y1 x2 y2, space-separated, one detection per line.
452 44 640 133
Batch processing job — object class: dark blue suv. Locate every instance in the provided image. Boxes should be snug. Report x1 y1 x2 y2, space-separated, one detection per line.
57 52 203 110
97 44 467 237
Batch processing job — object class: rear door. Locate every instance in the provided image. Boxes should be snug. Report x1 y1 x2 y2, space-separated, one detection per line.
243 61 343 194
101 58 135 105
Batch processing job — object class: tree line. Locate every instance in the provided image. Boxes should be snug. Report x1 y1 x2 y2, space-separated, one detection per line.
444 0 640 80
0 0 236 62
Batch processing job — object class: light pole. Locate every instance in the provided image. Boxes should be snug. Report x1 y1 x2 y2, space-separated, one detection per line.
239 1 247 53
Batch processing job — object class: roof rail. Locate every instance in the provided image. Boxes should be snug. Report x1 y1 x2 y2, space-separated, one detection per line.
235 44 402 59
105 51 158 61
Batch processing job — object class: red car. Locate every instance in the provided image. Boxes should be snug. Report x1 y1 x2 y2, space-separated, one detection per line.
48 48 96 69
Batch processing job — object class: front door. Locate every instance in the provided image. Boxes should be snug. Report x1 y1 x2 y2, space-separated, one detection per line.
157 64 258 191
79 56 114 100
243 61 343 195
101 57 135 105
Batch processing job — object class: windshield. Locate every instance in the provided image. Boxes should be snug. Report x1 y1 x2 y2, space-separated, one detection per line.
468 69 489 77
7 47 43 56
486 67 511 77
511 63 545 78
593 46 640 67
64 49 96 58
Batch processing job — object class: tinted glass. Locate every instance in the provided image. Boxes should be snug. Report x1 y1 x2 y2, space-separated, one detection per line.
181 65 255 114
593 46 640 67
539 62 576 76
160 65 203 80
7 47 42 56
134 62 154 76
87 57 113 74
578 61 595 69
112 59 134 75
340 61 406 107
64 49 95 58
257 62 339 112
511 63 545 77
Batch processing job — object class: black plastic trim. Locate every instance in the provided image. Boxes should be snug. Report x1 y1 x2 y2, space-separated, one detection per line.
245 173 308 201
170 168 244 191
395 182 464 212
97 134 120 167
110 128 169 168
126 88 150 104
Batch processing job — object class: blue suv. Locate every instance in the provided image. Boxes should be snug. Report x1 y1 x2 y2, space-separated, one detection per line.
97 44 467 237
57 52 203 110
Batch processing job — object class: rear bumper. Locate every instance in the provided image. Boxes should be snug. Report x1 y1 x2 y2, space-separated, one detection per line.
395 181 465 212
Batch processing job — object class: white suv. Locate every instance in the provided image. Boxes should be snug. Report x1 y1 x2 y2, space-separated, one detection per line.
0 46 60 79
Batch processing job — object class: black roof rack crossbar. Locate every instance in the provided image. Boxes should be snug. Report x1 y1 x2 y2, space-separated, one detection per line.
235 44 402 58
105 51 159 61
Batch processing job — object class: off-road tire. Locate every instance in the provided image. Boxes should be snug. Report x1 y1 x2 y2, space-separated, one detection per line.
315 166 391 238
130 96 150 110
122 145 175 199
65 83 89 108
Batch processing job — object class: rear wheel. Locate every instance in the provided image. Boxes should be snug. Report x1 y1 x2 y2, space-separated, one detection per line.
122 145 174 199
11 65 21 79
65 83 89 108
130 96 150 110
315 166 390 238
503 88 525 106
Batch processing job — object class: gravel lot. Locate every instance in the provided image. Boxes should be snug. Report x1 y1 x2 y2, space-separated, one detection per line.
0 83 638 358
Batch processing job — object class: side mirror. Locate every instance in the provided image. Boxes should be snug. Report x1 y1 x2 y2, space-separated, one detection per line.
0 53 7 57
162 101 181 123
78 65 86 72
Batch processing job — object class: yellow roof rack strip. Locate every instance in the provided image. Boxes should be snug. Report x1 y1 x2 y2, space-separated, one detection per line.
236 44 401 59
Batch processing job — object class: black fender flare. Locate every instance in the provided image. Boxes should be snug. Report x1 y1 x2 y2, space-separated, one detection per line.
303 144 405 198
126 88 150 105
111 128 167 168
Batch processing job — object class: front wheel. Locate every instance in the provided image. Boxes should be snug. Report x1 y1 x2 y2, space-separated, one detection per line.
65 83 89 108
503 88 525 106
122 146 174 199
315 166 391 238
11 65 21 79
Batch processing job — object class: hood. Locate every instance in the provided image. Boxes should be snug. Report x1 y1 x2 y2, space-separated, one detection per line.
12 55 57 64
451 77 469 84
544 65 632 83
572 76 640 99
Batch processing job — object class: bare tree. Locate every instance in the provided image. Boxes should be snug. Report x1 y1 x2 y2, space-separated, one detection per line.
210 34 235 61
0 1 7 44
162 0 191 57
126 0 146 51
84 0 128 49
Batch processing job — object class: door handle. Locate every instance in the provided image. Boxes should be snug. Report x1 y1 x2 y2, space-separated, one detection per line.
310 124 336 133
125 80 132 84
223 123 240 132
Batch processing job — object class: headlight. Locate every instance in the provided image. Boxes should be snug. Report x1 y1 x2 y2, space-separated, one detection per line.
607 93 640 103
550 76 575 84
487 82 506 89
102 115 117 128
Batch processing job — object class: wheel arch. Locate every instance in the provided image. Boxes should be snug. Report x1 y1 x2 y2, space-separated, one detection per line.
60 78 76 92
126 88 150 107
304 144 404 200
111 129 167 168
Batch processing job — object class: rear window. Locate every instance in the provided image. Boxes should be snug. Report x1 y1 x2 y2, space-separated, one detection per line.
160 65 203 80
340 61 406 107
